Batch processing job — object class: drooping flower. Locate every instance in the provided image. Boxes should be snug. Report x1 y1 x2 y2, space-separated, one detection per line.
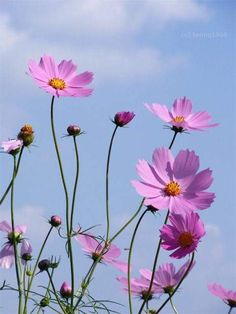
0 221 32 269
117 274 161 300
75 233 128 273
28 55 93 97
160 211 205 259
140 260 195 294
60 281 72 298
145 97 218 132
1 139 23 155
208 283 236 308
132 147 215 213
113 111 135 127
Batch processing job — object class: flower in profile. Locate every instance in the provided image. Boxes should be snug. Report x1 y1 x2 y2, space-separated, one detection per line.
208 283 236 309
113 111 135 127
145 97 218 132
160 211 205 259
28 55 93 97
17 124 34 147
132 147 215 213
75 233 128 272
1 139 23 155
60 281 72 298
140 260 194 294
0 221 32 269
117 273 161 300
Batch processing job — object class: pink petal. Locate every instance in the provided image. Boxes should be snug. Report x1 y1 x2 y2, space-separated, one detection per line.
152 147 174 183
108 259 129 273
0 221 11 233
15 224 27 234
186 111 218 131
171 97 192 117
131 180 161 198
144 195 170 210
136 160 165 188
28 60 50 81
67 72 94 87
145 103 172 122
39 55 59 78
0 244 15 269
58 60 77 80
173 150 199 179
186 169 213 192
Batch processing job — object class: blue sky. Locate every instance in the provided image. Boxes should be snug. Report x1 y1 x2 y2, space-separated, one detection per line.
0 1 235 313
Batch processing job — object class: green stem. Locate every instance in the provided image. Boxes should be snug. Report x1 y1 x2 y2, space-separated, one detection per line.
228 308 233 314
0 146 24 205
10 155 23 314
169 293 179 314
70 136 80 234
109 198 144 243
137 212 170 314
155 253 195 313
128 209 149 314
105 125 118 241
169 130 178 150
23 226 53 314
50 96 74 308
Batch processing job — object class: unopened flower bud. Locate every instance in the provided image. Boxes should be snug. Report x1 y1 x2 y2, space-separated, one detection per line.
17 124 34 146
38 259 50 272
49 215 62 227
22 253 32 262
26 270 33 276
67 125 81 136
60 281 72 298
40 297 50 307
113 111 135 127
7 231 22 245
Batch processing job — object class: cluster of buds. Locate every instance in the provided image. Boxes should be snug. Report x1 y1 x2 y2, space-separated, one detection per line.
17 124 34 147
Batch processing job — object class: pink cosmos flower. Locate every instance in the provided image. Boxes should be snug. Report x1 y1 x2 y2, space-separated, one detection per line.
0 221 32 269
208 283 236 308
140 260 194 293
145 97 218 132
117 273 161 300
132 147 215 213
60 281 72 298
75 233 128 273
113 111 135 127
28 55 93 97
160 211 205 259
1 139 23 155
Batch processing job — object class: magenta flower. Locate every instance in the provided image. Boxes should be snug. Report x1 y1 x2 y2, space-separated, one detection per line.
75 233 128 273
113 111 135 127
132 147 215 213
160 211 205 259
28 55 93 97
117 274 161 300
1 139 23 155
60 281 72 298
145 97 218 132
140 260 194 293
208 283 236 308
0 221 32 269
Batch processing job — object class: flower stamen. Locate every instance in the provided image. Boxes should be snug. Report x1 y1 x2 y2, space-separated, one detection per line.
172 116 185 123
48 78 66 90
178 232 194 248
164 181 181 196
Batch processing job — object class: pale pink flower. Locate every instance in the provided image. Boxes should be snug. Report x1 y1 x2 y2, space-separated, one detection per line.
160 212 205 259
1 139 23 155
113 111 135 127
145 97 218 132
0 221 32 269
132 147 215 213
208 283 236 308
75 233 128 273
140 260 194 293
28 55 93 97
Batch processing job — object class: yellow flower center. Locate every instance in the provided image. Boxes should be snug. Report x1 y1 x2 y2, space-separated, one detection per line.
178 232 194 248
48 78 66 90
172 116 185 123
164 181 181 196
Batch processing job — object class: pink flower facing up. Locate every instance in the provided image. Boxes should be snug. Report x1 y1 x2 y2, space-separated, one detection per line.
145 97 218 133
75 233 128 273
117 273 161 300
1 139 23 155
0 221 32 268
208 284 236 309
160 211 205 259
140 259 195 294
113 111 135 127
132 147 215 213
28 55 93 97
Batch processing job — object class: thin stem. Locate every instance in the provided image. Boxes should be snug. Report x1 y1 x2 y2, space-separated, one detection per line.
105 125 119 241
169 293 179 314
169 131 178 150
137 211 170 314
0 146 24 205
23 226 53 314
155 253 195 313
109 198 145 243
70 136 80 234
10 155 23 314
228 307 233 314
46 270 67 314
128 209 149 314
50 96 74 308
